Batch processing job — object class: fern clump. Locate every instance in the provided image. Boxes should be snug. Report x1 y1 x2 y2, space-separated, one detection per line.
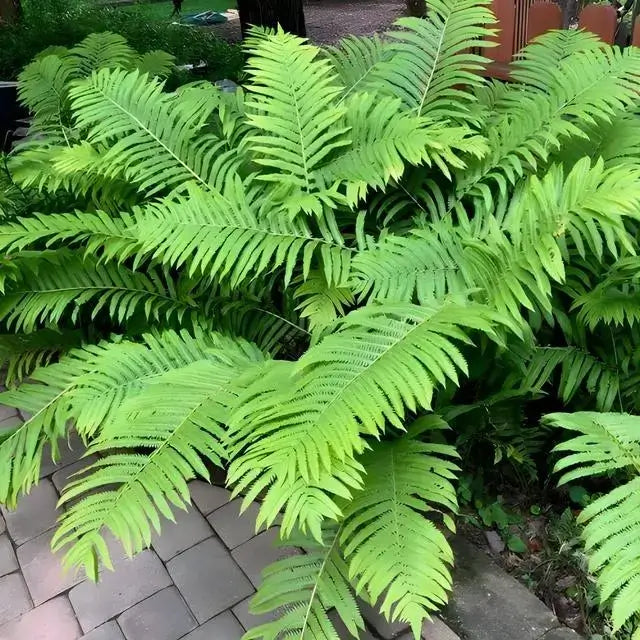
2 9 640 639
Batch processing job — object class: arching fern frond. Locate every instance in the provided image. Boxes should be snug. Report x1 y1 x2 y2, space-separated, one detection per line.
548 412 640 637
245 524 365 640
244 29 349 217
341 425 459 637
228 301 496 537
66 32 138 76
375 5 495 121
0 251 198 332
54 340 263 579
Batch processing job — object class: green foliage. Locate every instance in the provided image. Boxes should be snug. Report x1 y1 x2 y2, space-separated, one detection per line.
547 413 640 638
2 12 640 640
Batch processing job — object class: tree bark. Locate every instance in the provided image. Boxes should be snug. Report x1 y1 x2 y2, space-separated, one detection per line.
0 0 21 23
237 0 306 37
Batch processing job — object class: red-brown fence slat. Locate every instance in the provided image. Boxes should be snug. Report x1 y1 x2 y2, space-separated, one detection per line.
527 1 563 42
578 4 617 44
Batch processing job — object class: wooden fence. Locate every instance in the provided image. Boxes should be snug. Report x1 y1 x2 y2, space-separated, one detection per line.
483 0 638 79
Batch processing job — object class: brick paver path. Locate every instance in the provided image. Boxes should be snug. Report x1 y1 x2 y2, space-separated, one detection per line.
0 410 460 640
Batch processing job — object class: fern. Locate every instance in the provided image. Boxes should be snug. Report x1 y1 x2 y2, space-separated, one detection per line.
547 412 640 637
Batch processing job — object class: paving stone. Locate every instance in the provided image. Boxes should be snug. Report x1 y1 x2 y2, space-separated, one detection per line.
18 529 85 606
207 499 263 549
0 415 21 431
1 479 59 545
420 618 461 640
167 537 253 624
69 550 172 632
446 537 561 640
0 405 18 422
0 573 32 626
0 514 5 536
80 621 125 640
360 600 409 639
51 457 98 494
180 611 245 640
231 528 299 588
151 506 213 561
117 587 197 640
232 595 277 631
328 610 378 640
0 536 17 578
0 595 81 640
39 433 85 479
189 481 231 515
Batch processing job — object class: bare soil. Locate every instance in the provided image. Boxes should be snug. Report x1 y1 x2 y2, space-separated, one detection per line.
210 0 406 43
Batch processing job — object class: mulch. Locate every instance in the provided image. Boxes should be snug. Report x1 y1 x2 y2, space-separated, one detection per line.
209 0 407 43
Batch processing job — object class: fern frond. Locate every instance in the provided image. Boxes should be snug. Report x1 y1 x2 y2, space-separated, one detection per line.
0 251 197 332
244 29 349 216
245 524 365 640
131 183 352 287
549 412 640 634
228 301 496 537
375 5 495 120
68 67 236 197
325 34 390 101
54 340 262 579
547 412 640 481
66 32 138 76
341 428 459 637
516 346 620 411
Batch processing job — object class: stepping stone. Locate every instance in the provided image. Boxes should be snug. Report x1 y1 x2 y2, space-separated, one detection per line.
69 550 172 632
0 573 32 626
1 479 59 545
188 481 231 515
151 506 213 561
360 600 409 639
180 611 245 640
0 535 18 577
51 457 97 494
447 537 560 640
18 529 85 605
117 587 197 640
231 528 299 588
231 594 277 631
39 433 86 479
0 595 81 640
167 537 253 623
207 499 262 549
80 621 125 640
540 629 582 639
421 618 461 640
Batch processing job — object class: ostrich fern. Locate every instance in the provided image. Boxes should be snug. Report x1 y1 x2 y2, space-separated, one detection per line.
2 4 640 638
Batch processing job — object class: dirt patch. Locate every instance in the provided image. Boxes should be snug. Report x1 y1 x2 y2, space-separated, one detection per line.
209 0 406 43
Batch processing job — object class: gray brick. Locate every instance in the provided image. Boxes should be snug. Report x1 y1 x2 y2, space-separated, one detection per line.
167 537 253 624
0 513 5 535
0 573 32 626
80 621 125 640
1 479 59 545
421 618 460 640
232 595 277 631
117 587 196 640
231 528 299 588
329 610 377 640
18 529 85 606
51 457 97 494
69 550 171 632
151 506 212 561
360 600 409 639
0 595 81 640
207 499 262 549
0 535 17 578
39 433 85 479
0 416 21 431
189 481 231 515
0 405 18 422
180 612 244 640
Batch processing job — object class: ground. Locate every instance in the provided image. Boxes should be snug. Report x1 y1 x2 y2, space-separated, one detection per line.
115 0 407 43
0 410 459 640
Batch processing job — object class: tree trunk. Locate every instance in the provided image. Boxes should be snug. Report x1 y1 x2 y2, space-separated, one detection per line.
237 0 306 37
406 0 427 17
0 0 21 23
